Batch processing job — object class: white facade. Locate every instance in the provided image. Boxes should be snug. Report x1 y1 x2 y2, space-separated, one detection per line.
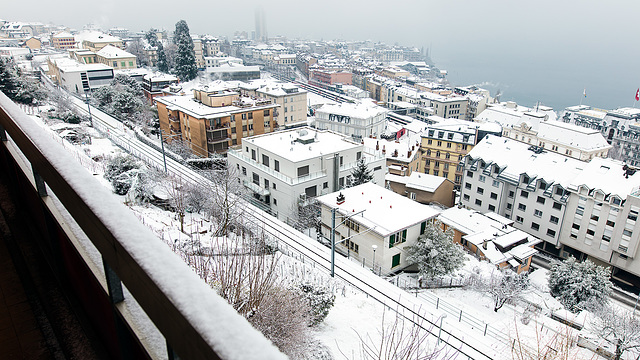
227 127 386 223
315 101 388 141
460 135 640 284
316 183 440 274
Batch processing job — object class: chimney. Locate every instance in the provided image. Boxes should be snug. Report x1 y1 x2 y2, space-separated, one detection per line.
376 141 379 150
336 192 345 205
382 145 386 154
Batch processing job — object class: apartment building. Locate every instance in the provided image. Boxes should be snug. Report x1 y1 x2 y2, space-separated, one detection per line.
418 92 468 119
95 45 137 69
316 183 440 274
47 57 114 93
310 69 352 86
191 36 205 69
560 105 640 166
51 32 76 50
239 80 307 127
501 120 612 161
315 101 388 141
227 127 386 222
141 73 179 104
80 32 123 52
156 86 277 156
385 173 455 207
460 135 640 287
418 119 485 189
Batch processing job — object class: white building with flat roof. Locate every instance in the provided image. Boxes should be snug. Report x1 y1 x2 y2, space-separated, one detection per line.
317 182 440 274
227 127 386 223
315 100 388 141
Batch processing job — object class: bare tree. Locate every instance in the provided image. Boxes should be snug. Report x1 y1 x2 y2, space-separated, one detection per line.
590 305 640 360
349 308 455 360
206 166 247 237
486 270 530 312
161 174 188 232
510 319 587 360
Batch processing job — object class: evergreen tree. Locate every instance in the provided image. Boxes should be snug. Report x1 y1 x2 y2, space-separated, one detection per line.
157 42 169 73
0 57 19 98
145 28 159 47
548 257 612 313
406 220 465 279
350 158 373 187
173 20 197 81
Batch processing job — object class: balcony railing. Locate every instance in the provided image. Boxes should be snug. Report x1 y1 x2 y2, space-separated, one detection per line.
0 93 285 360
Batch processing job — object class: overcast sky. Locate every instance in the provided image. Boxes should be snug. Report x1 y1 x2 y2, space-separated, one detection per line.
4 0 640 109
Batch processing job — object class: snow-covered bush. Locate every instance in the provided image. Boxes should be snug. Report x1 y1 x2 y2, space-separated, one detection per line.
548 257 611 313
104 155 141 195
406 220 465 279
296 283 336 326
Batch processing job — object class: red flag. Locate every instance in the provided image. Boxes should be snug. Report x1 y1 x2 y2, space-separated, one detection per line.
636 88 639 101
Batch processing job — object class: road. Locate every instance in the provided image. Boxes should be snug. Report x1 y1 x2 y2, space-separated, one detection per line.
67 93 509 360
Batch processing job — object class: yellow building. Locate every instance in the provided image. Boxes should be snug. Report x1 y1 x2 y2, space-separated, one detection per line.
52 32 75 50
81 32 123 52
95 45 137 69
156 87 278 156
419 119 478 189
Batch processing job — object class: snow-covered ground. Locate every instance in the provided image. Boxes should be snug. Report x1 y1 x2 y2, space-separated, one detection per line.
29 105 636 360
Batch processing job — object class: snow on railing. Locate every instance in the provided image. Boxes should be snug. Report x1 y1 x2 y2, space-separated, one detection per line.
0 92 286 360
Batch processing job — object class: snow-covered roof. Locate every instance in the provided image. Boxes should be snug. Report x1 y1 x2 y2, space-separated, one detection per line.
317 100 388 119
316 182 440 237
78 31 122 44
438 207 539 265
96 45 135 59
156 94 276 120
536 121 611 151
470 136 640 198
243 127 360 163
52 31 74 38
385 173 449 193
143 72 178 82
50 57 113 73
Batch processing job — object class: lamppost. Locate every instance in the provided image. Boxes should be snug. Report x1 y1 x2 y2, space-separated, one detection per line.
84 90 93 127
372 244 377 273
159 129 183 173
437 314 447 344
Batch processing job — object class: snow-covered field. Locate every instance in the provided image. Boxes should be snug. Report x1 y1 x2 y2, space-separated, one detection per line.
30 107 635 360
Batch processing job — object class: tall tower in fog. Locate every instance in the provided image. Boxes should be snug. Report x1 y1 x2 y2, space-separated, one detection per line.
255 7 267 43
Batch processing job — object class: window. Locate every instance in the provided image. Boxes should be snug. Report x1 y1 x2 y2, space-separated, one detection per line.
273 183 277 189
520 190 529 198
547 229 556 237
251 149 256 160
129 61 133 67
264 179 269 189
409 192 417 200
490 192 497 200
262 154 269 167
467 171 473 178
518 203 526 211
121 61 126 67
463 194 470 201
391 254 401 268
475 199 482 206
389 230 407 248
274 160 280 172
508 191 515 198
427 139 433 145
550 215 559 224
264 109 270 116
273 198 277 205
248 112 253 119
488 204 496 212
507 203 512 210
553 202 562 210
572 223 580 230
479 175 486 182
252 172 259 185
477 187 484 194
113 61 117 67
492 180 500 188
537 196 545 204
516 216 524 223
241 167 246 176
531 222 540 231
297 165 309 177
534 209 543 217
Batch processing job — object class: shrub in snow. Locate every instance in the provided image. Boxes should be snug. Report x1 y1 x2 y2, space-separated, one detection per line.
547 257 612 313
406 220 465 279
104 155 141 195
487 270 530 312
296 283 336 326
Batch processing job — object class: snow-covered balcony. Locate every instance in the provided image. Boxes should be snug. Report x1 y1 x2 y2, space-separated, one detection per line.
0 93 285 360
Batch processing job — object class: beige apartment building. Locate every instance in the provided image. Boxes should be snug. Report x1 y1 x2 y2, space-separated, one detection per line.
95 45 137 69
81 32 123 52
240 80 307 127
52 32 76 50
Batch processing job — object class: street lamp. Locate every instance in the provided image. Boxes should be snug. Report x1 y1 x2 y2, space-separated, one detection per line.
84 90 93 127
372 245 377 273
437 314 447 344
